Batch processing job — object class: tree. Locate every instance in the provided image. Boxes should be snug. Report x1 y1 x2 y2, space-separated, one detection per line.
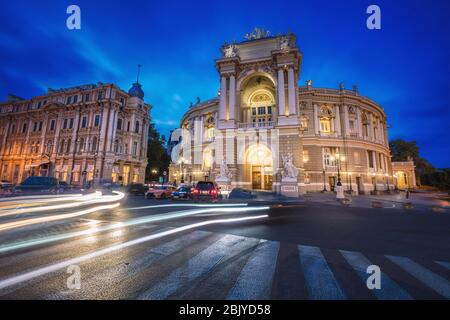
145 123 171 182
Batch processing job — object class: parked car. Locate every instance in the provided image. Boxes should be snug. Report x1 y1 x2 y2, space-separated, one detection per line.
192 181 221 201
229 188 256 200
127 183 148 195
171 186 193 200
14 176 62 195
0 180 14 189
145 185 176 199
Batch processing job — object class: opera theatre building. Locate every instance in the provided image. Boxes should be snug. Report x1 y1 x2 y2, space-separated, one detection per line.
0 81 150 186
170 29 395 196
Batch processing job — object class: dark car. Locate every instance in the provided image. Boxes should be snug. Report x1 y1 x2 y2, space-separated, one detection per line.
229 188 256 200
14 176 61 195
171 186 193 200
192 181 220 201
127 183 148 195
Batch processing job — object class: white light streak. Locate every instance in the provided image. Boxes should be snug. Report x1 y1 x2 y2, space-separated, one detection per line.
0 214 268 290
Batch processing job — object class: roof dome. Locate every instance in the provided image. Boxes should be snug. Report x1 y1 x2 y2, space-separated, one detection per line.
128 82 144 99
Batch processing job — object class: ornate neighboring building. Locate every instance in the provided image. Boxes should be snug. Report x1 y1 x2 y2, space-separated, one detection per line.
169 29 395 195
0 81 151 186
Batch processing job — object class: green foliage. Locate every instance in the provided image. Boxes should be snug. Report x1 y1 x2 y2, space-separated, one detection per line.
145 123 171 182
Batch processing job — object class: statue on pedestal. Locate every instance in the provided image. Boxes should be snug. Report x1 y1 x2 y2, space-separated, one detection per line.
216 159 232 181
281 154 299 181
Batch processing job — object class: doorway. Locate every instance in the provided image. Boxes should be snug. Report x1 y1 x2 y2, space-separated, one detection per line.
251 165 273 190
329 176 336 192
356 176 363 195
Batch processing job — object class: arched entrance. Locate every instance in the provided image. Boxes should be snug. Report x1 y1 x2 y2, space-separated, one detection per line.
245 144 273 190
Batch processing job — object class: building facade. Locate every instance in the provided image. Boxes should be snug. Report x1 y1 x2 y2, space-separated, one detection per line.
169 29 395 195
392 161 417 190
0 81 151 186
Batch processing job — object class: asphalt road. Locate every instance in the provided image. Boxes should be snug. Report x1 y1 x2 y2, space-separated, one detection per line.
0 192 448 300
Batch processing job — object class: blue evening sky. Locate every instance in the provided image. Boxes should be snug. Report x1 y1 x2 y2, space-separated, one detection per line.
0 0 449 167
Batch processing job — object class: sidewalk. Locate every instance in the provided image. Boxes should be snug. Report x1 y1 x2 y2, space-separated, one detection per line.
300 191 450 212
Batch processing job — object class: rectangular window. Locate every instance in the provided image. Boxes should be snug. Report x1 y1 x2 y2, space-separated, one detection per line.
117 118 122 130
67 96 72 104
349 120 355 131
81 116 87 128
22 123 27 133
33 122 38 132
97 91 103 100
84 94 90 102
132 141 138 156
73 95 78 103
69 118 74 129
323 147 337 167
252 108 257 116
257 107 266 115
320 118 331 133
135 121 140 133
368 151 374 169
63 119 68 129
127 121 130 132
50 119 56 131
38 121 43 131
267 106 272 115
120 98 125 106
94 115 101 127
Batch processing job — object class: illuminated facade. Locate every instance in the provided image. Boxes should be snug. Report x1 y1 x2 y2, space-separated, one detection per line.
0 81 150 185
170 29 394 195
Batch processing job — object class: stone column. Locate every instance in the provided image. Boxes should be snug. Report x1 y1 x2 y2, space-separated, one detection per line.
343 105 349 136
277 69 286 116
219 76 227 121
287 68 297 116
229 75 235 120
369 113 374 141
334 105 341 136
39 113 48 154
106 108 116 152
313 104 320 135
99 107 110 154
356 108 363 138
70 110 81 153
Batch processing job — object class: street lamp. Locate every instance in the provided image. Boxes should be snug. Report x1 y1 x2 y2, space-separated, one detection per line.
330 153 346 199
321 170 327 193
177 157 187 183
348 172 353 194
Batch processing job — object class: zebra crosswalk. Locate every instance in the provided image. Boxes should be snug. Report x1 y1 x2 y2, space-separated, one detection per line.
0 227 449 300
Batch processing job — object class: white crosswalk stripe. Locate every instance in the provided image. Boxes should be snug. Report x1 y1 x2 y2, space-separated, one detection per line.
226 240 279 300
138 234 259 300
340 250 413 300
386 256 450 299
298 245 346 300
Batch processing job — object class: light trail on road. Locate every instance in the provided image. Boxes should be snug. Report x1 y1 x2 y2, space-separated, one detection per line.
0 205 270 253
0 191 124 217
0 203 121 232
0 214 269 290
